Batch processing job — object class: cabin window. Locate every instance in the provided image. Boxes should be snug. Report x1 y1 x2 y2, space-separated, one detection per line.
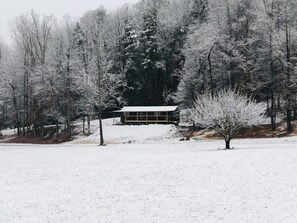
138 112 146 120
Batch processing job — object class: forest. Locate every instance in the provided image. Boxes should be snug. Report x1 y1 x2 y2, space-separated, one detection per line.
0 0 296 138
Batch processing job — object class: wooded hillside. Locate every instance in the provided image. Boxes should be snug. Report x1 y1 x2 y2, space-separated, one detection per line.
0 0 296 137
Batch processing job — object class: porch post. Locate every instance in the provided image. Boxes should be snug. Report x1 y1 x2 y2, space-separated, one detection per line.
166 112 168 124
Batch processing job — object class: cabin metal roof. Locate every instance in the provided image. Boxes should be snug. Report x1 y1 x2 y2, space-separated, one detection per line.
114 106 178 113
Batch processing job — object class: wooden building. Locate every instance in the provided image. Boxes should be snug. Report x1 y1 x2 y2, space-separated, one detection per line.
114 106 179 125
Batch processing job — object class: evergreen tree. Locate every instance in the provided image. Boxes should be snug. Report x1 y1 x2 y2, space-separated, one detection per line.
122 19 143 105
139 2 165 105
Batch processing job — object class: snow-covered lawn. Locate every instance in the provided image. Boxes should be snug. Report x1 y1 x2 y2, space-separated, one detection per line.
72 118 177 144
1 138 297 223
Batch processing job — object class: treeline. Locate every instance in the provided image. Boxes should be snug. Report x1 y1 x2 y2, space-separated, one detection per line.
0 0 296 137
178 0 297 132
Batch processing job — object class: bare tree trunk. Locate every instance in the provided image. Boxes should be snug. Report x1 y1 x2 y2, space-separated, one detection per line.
23 54 29 136
293 103 297 120
269 31 276 131
82 116 85 134
208 45 215 99
67 89 71 135
0 115 2 136
10 84 20 136
41 103 44 137
56 118 59 137
285 9 293 132
66 53 71 136
97 47 104 145
225 140 231 149
22 119 26 136
277 93 281 110
87 114 90 134
286 106 292 132
99 112 104 146
1 103 5 136
270 96 276 131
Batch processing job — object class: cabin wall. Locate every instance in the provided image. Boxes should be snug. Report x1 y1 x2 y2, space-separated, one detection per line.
122 111 179 125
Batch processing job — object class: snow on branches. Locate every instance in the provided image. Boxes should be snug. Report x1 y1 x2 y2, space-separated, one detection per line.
193 89 266 149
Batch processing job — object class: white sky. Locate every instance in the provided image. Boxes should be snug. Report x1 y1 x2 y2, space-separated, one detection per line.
0 0 139 44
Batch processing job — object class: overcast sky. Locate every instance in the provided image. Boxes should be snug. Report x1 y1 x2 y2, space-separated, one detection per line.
0 0 139 44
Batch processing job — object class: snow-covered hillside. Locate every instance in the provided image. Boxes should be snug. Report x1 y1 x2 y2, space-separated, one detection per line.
1 139 297 222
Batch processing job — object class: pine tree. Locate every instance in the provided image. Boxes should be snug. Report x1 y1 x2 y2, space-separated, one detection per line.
139 2 165 105
122 19 143 105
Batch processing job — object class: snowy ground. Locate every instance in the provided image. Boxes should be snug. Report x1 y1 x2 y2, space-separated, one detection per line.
1 137 297 222
1 128 17 136
71 118 178 144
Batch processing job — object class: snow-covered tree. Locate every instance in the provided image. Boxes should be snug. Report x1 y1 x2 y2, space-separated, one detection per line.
2 0 297 142
82 7 121 145
121 18 143 105
157 0 191 104
0 41 11 134
190 0 209 24
278 0 297 132
10 11 55 137
193 89 266 149
139 0 166 105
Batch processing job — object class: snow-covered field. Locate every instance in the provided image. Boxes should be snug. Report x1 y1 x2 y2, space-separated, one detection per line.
71 118 177 144
1 136 297 222
1 120 297 222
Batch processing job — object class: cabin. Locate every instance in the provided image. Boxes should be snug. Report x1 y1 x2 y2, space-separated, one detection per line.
114 106 179 125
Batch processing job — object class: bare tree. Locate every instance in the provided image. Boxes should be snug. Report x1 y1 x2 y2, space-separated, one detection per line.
82 7 118 145
10 11 55 137
193 89 266 149
282 0 296 132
